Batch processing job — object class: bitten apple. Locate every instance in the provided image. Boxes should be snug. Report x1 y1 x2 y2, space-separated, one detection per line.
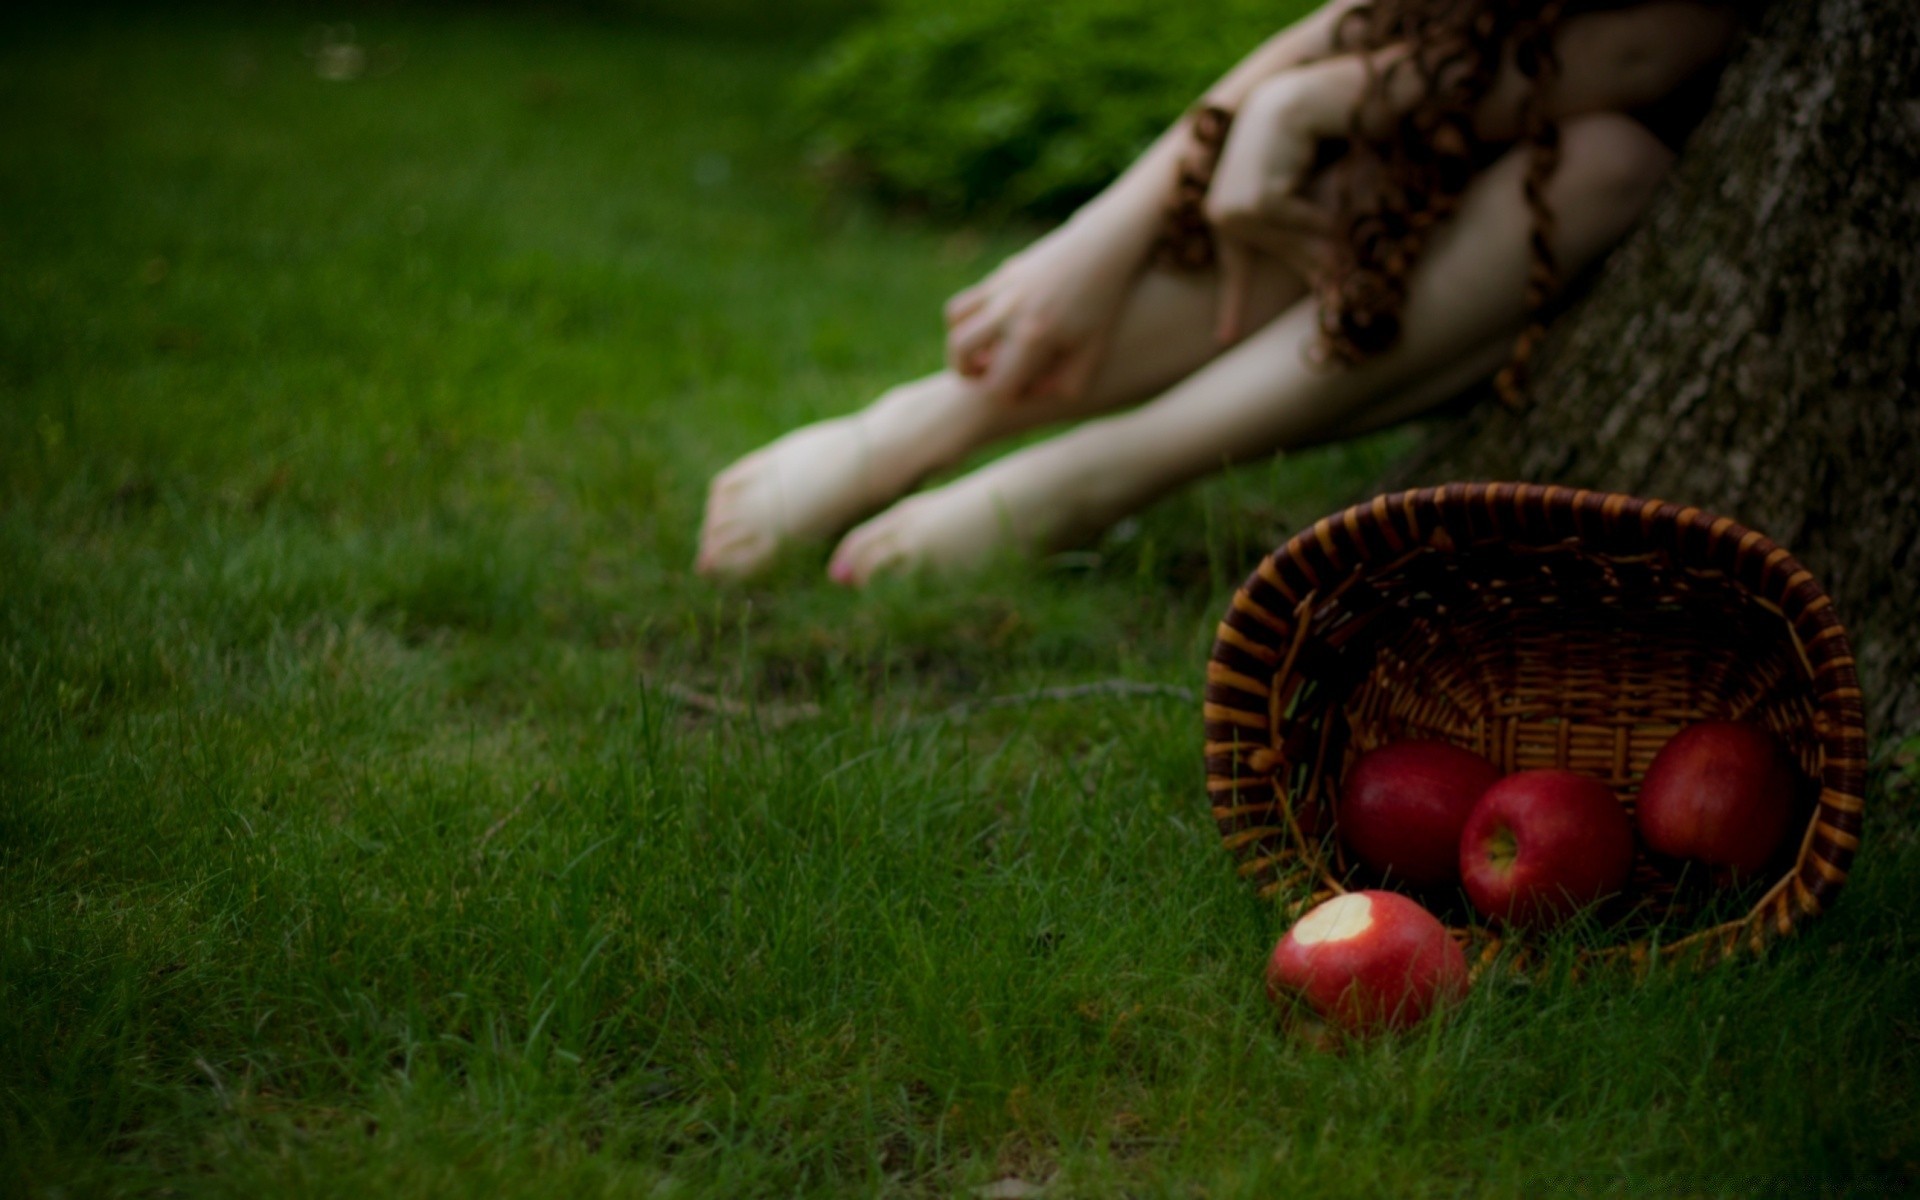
1459 770 1634 930
1636 720 1797 879
1340 741 1503 887
1265 890 1469 1035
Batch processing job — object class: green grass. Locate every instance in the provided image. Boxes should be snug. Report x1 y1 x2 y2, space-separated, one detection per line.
3 6 1917 1196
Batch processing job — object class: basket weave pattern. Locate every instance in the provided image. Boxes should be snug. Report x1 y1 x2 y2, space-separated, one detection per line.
1203 483 1867 965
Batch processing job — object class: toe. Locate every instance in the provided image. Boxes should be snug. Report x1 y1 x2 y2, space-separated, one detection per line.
831 518 906 588
826 533 864 586
828 523 879 586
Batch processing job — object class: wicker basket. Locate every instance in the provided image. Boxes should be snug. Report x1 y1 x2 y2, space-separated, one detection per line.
1203 483 1867 967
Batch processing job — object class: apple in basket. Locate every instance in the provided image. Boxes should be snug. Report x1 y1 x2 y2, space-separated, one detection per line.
1636 720 1797 881
1459 770 1635 930
1266 890 1469 1035
1340 741 1503 887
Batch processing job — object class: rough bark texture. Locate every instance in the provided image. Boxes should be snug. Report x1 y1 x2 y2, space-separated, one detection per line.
1388 0 1920 748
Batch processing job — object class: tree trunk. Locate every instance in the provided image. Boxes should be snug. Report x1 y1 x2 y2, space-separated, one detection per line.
1386 0 1920 749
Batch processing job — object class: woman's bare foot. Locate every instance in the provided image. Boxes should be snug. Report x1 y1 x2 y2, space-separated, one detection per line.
696 417 893 579
696 376 987 580
826 431 1124 585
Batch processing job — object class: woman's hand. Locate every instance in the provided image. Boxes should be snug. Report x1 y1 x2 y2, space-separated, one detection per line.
1205 71 1336 344
942 210 1146 404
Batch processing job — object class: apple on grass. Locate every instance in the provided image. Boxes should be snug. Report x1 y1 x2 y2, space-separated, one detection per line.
1459 770 1634 931
1339 740 1503 887
1266 890 1469 1036
1636 720 1797 881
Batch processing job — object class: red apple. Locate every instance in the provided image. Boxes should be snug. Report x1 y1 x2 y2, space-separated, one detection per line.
1340 741 1503 887
1459 770 1634 930
1636 720 1797 879
1265 890 1469 1035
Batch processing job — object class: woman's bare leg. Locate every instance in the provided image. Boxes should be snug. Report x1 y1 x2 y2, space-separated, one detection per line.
829 113 1674 584
695 248 1308 579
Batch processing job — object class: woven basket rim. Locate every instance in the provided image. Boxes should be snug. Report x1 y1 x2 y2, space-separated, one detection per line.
1203 481 1868 966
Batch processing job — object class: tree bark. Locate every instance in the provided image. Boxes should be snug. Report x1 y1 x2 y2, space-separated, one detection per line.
1387 0 1920 748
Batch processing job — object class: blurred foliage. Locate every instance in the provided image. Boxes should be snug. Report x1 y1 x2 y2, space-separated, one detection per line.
0 0 878 44
799 0 1319 219
583 0 875 39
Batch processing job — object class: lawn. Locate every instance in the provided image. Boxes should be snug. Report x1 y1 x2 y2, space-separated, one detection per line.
3 5 1917 1196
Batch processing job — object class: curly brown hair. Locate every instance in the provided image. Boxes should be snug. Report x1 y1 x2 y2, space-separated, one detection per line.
1325 0 1567 405
1157 0 1568 406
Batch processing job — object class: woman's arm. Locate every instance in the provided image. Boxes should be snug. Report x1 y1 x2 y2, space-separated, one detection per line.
1053 0 1368 251
1227 2 1737 157
1202 2 1737 338
946 0 1367 401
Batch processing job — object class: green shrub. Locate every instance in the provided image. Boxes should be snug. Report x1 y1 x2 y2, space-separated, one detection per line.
799 0 1320 219
604 0 876 38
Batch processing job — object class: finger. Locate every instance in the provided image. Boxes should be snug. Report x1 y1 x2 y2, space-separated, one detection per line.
1204 126 1265 232
981 319 1052 402
1217 211 1326 279
1215 239 1253 347
943 283 990 329
944 293 1006 349
947 305 1007 377
946 248 1032 322
1217 192 1321 239
1222 219 1311 263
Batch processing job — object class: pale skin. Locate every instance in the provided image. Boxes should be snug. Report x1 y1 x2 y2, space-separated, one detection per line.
696 1 1737 584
